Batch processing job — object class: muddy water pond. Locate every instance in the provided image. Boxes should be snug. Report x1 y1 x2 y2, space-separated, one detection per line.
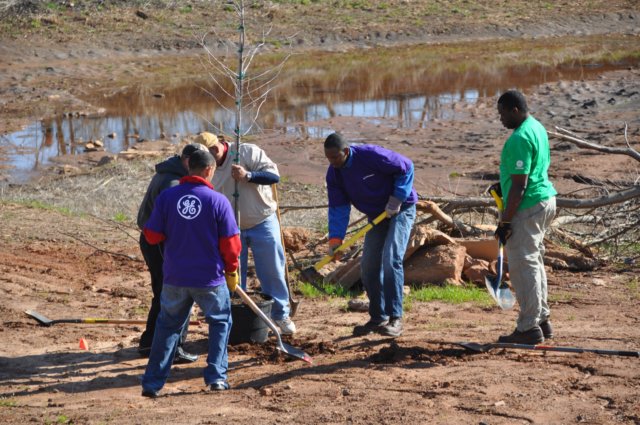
2 35 638 182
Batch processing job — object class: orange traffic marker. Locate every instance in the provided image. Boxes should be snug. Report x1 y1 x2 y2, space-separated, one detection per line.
79 338 89 350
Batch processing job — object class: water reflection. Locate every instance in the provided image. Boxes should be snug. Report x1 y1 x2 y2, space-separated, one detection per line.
1 48 638 182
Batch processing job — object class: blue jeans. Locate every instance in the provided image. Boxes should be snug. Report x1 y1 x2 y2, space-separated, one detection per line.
360 204 416 322
141 284 232 392
240 213 290 320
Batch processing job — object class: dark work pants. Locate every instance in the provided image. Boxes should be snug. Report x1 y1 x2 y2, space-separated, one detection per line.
139 233 188 349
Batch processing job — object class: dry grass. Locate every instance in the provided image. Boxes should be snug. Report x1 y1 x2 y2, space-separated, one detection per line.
0 158 331 230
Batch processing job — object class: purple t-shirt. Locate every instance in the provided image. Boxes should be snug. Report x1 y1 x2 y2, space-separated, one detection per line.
145 180 239 288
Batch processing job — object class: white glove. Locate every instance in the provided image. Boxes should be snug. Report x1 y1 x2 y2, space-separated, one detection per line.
385 196 402 217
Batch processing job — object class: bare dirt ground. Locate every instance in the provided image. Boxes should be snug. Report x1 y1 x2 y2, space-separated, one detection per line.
1 2 640 424
0 203 638 424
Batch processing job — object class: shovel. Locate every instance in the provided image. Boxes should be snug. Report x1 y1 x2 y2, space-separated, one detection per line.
484 187 515 310
458 341 640 357
234 286 312 364
300 211 388 284
25 310 201 327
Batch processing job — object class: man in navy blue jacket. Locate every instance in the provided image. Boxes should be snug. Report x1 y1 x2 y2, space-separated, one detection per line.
324 133 417 337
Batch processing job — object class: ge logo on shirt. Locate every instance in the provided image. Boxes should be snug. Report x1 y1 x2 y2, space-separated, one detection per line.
515 160 524 170
177 195 202 220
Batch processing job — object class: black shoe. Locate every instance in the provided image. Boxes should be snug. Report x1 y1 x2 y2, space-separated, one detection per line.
209 381 230 391
141 389 160 398
173 346 198 364
138 346 151 358
380 317 403 337
498 327 544 344
539 320 554 339
353 319 388 336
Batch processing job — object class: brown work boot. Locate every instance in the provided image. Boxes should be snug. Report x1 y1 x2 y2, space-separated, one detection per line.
539 320 554 339
498 326 544 344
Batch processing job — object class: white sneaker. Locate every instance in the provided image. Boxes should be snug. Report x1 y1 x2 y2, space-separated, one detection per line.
274 317 296 335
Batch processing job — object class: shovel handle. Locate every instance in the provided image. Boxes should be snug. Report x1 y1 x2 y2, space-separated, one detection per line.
234 286 284 349
314 211 388 271
44 318 200 326
489 189 504 213
54 319 201 325
494 343 640 357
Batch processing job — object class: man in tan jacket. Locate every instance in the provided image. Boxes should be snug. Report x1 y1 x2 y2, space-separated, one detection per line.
195 132 296 335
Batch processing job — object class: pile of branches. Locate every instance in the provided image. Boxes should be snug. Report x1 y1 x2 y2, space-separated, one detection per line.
422 125 639 263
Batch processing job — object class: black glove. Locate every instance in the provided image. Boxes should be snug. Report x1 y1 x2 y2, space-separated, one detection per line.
494 221 512 245
488 182 502 198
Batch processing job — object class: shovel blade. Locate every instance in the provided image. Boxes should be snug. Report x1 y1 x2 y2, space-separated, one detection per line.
484 275 516 310
289 299 301 318
277 342 313 364
457 342 491 353
25 310 53 326
299 267 329 295
301 266 323 284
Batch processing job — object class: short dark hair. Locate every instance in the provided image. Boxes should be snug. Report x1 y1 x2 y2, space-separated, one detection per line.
188 150 215 174
498 90 528 113
181 143 206 159
324 132 350 150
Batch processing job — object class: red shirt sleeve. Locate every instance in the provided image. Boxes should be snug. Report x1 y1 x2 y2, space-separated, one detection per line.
143 227 166 245
219 234 241 273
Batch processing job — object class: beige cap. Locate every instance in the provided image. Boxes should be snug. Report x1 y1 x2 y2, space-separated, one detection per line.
193 132 218 148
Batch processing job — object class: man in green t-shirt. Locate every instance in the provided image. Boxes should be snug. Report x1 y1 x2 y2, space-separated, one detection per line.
494 90 557 344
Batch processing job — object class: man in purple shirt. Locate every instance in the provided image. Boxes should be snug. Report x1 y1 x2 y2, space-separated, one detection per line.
141 150 241 397
324 133 417 337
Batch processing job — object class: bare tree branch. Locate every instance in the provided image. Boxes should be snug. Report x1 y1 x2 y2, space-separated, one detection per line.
60 232 141 262
550 126 640 162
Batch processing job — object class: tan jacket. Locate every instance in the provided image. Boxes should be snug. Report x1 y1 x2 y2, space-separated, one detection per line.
211 143 278 230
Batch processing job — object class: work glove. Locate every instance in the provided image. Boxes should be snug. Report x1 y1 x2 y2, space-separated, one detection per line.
328 238 343 262
494 221 512 245
225 271 239 292
385 196 402 217
487 182 502 198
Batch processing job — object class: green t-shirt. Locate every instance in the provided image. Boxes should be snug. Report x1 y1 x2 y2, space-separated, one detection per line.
500 116 557 211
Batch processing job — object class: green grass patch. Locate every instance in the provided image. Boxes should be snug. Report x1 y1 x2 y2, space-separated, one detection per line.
626 277 640 300
408 284 493 306
297 280 352 298
297 279 492 307
44 415 73 425
272 0 317 4
16 200 73 216
113 212 128 222
548 291 573 303
45 2 62 11
0 398 17 407
130 305 148 316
